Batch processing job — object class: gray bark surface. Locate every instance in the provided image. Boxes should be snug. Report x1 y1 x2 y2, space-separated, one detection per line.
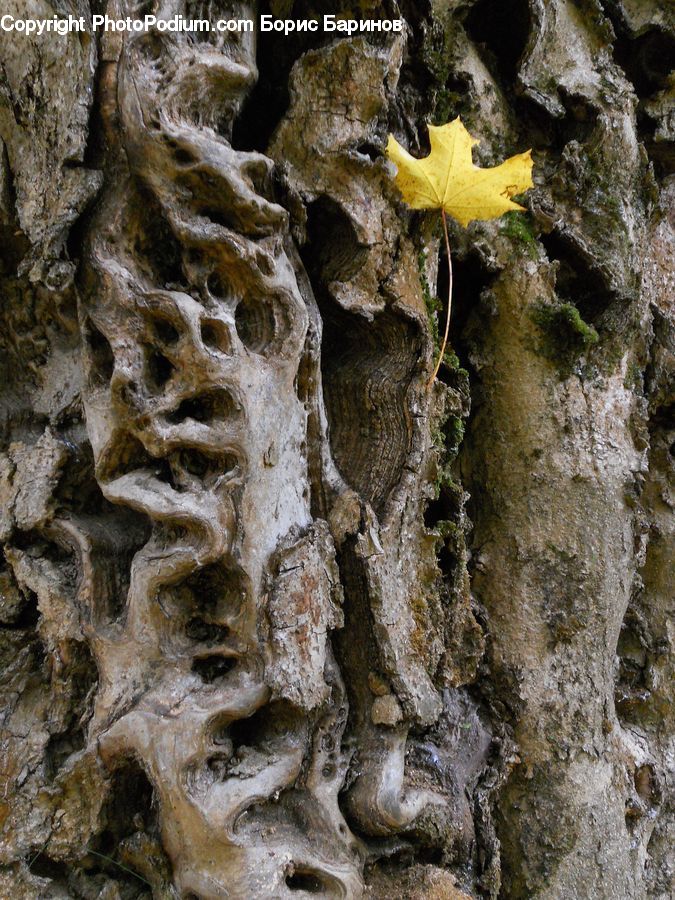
0 1 672 898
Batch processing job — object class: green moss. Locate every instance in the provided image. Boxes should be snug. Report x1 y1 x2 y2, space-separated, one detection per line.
431 417 466 500
422 22 451 85
432 88 462 126
431 460 463 502
418 250 443 352
435 518 462 541
501 211 539 259
442 348 460 370
446 415 465 452
430 406 450 457
530 301 599 373
623 360 642 392
501 210 536 243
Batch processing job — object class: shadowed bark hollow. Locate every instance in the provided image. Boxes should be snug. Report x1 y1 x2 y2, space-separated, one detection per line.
0 1 673 898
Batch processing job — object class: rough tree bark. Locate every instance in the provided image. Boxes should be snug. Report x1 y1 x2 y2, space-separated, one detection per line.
0 1 672 898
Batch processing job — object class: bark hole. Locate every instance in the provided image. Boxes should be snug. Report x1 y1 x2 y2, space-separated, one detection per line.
192 654 237 683
555 91 600 147
611 29 675 98
232 10 325 152
132 191 185 287
85 322 115 386
200 319 231 354
27 854 69 882
540 231 614 322
178 448 239 484
235 295 278 353
227 701 294 748
144 345 176 391
304 197 368 284
148 315 180 346
615 609 650 722
90 758 169 893
286 869 325 893
436 250 489 380
206 272 229 299
102 434 160 479
317 301 419 513
0 564 40 628
45 641 98 779
185 617 231 644
464 0 531 81
182 563 245 619
166 388 238 424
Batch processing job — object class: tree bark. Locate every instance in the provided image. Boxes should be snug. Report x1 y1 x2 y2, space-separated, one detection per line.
0 1 672 898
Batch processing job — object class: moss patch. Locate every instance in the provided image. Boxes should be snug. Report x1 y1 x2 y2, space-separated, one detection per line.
418 250 443 352
501 211 539 259
432 87 464 126
431 403 468 500
501 210 536 242
530 301 599 373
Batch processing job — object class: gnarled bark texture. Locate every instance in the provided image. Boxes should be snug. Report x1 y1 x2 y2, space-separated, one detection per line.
0 1 673 898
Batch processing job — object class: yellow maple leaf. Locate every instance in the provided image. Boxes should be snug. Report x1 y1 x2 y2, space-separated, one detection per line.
386 117 533 227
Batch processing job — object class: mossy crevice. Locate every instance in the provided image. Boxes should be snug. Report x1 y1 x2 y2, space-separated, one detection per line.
418 249 442 353
500 211 540 259
530 300 599 374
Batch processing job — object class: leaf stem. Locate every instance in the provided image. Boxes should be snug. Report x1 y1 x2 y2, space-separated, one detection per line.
427 208 453 387
86 849 153 888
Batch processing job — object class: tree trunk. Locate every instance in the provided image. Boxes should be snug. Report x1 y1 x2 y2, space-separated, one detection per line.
0 1 672 898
